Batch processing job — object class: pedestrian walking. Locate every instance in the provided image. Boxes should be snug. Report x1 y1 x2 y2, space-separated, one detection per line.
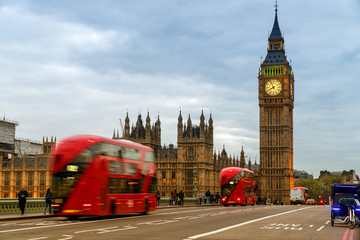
44 188 53 214
173 191 177 206
198 192 203 206
205 190 210 204
156 190 161 206
179 190 184 206
18 186 29 215
169 191 174 206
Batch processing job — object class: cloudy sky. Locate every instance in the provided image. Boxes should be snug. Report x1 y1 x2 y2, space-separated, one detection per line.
1 0 359 177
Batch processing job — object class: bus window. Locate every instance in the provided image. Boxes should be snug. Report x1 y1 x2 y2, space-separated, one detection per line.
108 161 137 176
145 152 155 162
52 147 95 198
109 178 140 194
122 147 141 160
245 187 253 195
94 143 142 160
221 172 242 197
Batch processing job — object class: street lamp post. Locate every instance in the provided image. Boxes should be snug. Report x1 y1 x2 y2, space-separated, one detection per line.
193 167 198 198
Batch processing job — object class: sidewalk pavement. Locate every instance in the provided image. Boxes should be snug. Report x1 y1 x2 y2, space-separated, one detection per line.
0 204 218 222
0 212 55 222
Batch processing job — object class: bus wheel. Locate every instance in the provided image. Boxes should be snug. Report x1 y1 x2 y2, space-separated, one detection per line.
142 200 149 215
67 216 78 220
111 201 116 217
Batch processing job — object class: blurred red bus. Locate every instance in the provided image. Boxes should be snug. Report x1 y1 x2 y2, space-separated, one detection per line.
50 135 157 218
220 167 256 206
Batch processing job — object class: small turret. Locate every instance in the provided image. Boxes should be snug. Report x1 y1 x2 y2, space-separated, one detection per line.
240 145 245 168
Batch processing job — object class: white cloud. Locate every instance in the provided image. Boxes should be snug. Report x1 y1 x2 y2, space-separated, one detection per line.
0 1 359 178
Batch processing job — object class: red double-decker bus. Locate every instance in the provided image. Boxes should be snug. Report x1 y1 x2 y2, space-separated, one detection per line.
50 135 157 218
220 167 256 206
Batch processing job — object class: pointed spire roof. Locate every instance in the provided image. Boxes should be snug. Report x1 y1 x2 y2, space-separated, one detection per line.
269 2 282 40
261 3 290 67
178 110 183 122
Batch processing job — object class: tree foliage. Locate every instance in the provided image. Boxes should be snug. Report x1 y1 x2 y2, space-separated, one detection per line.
295 174 343 202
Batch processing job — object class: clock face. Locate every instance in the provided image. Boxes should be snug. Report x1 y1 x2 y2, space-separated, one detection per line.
265 79 282 96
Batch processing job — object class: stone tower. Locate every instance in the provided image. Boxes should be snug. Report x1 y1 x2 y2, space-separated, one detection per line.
115 112 161 159
240 146 246 168
42 136 56 154
176 110 214 197
258 5 295 203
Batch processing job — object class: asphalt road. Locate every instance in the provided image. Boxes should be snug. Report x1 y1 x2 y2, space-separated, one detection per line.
0 205 358 240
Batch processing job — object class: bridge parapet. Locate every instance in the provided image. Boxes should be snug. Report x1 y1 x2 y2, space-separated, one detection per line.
0 198 45 215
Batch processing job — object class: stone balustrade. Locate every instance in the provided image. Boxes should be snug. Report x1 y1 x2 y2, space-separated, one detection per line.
0 198 45 215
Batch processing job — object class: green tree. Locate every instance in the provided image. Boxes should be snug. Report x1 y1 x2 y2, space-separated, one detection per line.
295 177 322 200
295 174 343 203
319 174 342 202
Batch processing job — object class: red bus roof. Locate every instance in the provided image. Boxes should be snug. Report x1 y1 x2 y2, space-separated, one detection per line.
220 167 254 175
220 167 254 185
51 135 152 172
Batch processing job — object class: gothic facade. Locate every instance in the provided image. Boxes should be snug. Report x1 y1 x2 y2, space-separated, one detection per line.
0 137 55 198
258 7 295 203
115 111 259 198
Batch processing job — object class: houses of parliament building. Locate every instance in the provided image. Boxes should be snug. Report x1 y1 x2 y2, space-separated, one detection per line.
1 6 294 201
113 110 259 198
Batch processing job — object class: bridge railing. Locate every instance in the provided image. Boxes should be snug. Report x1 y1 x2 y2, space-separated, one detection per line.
0 198 45 215
0 197 207 215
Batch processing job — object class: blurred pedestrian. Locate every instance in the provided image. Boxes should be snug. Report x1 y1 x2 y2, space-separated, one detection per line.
179 190 184 206
205 190 210 204
169 191 174 206
216 192 220 204
198 192 203 206
18 186 29 215
156 190 161 206
44 188 53 214
173 190 177 206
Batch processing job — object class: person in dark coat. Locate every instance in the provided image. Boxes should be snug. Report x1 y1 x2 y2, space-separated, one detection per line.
179 190 184 206
156 190 161 206
44 188 53 214
18 186 29 215
205 190 211 204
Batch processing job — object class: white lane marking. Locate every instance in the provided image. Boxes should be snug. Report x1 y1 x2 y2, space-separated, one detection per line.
137 219 178 225
155 208 216 216
184 207 309 240
325 220 330 225
57 235 73 240
0 206 277 233
75 226 118 234
28 237 48 240
309 225 313 228
97 225 137 234
0 214 140 233
317 226 325 231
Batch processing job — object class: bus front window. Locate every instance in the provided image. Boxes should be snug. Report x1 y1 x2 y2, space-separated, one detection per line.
52 149 94 199
221 174 241 197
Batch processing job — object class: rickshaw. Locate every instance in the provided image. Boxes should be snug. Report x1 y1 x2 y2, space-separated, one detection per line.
331 184 360 228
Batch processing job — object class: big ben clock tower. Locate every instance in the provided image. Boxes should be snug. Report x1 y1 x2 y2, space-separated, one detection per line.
258 4 295 204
